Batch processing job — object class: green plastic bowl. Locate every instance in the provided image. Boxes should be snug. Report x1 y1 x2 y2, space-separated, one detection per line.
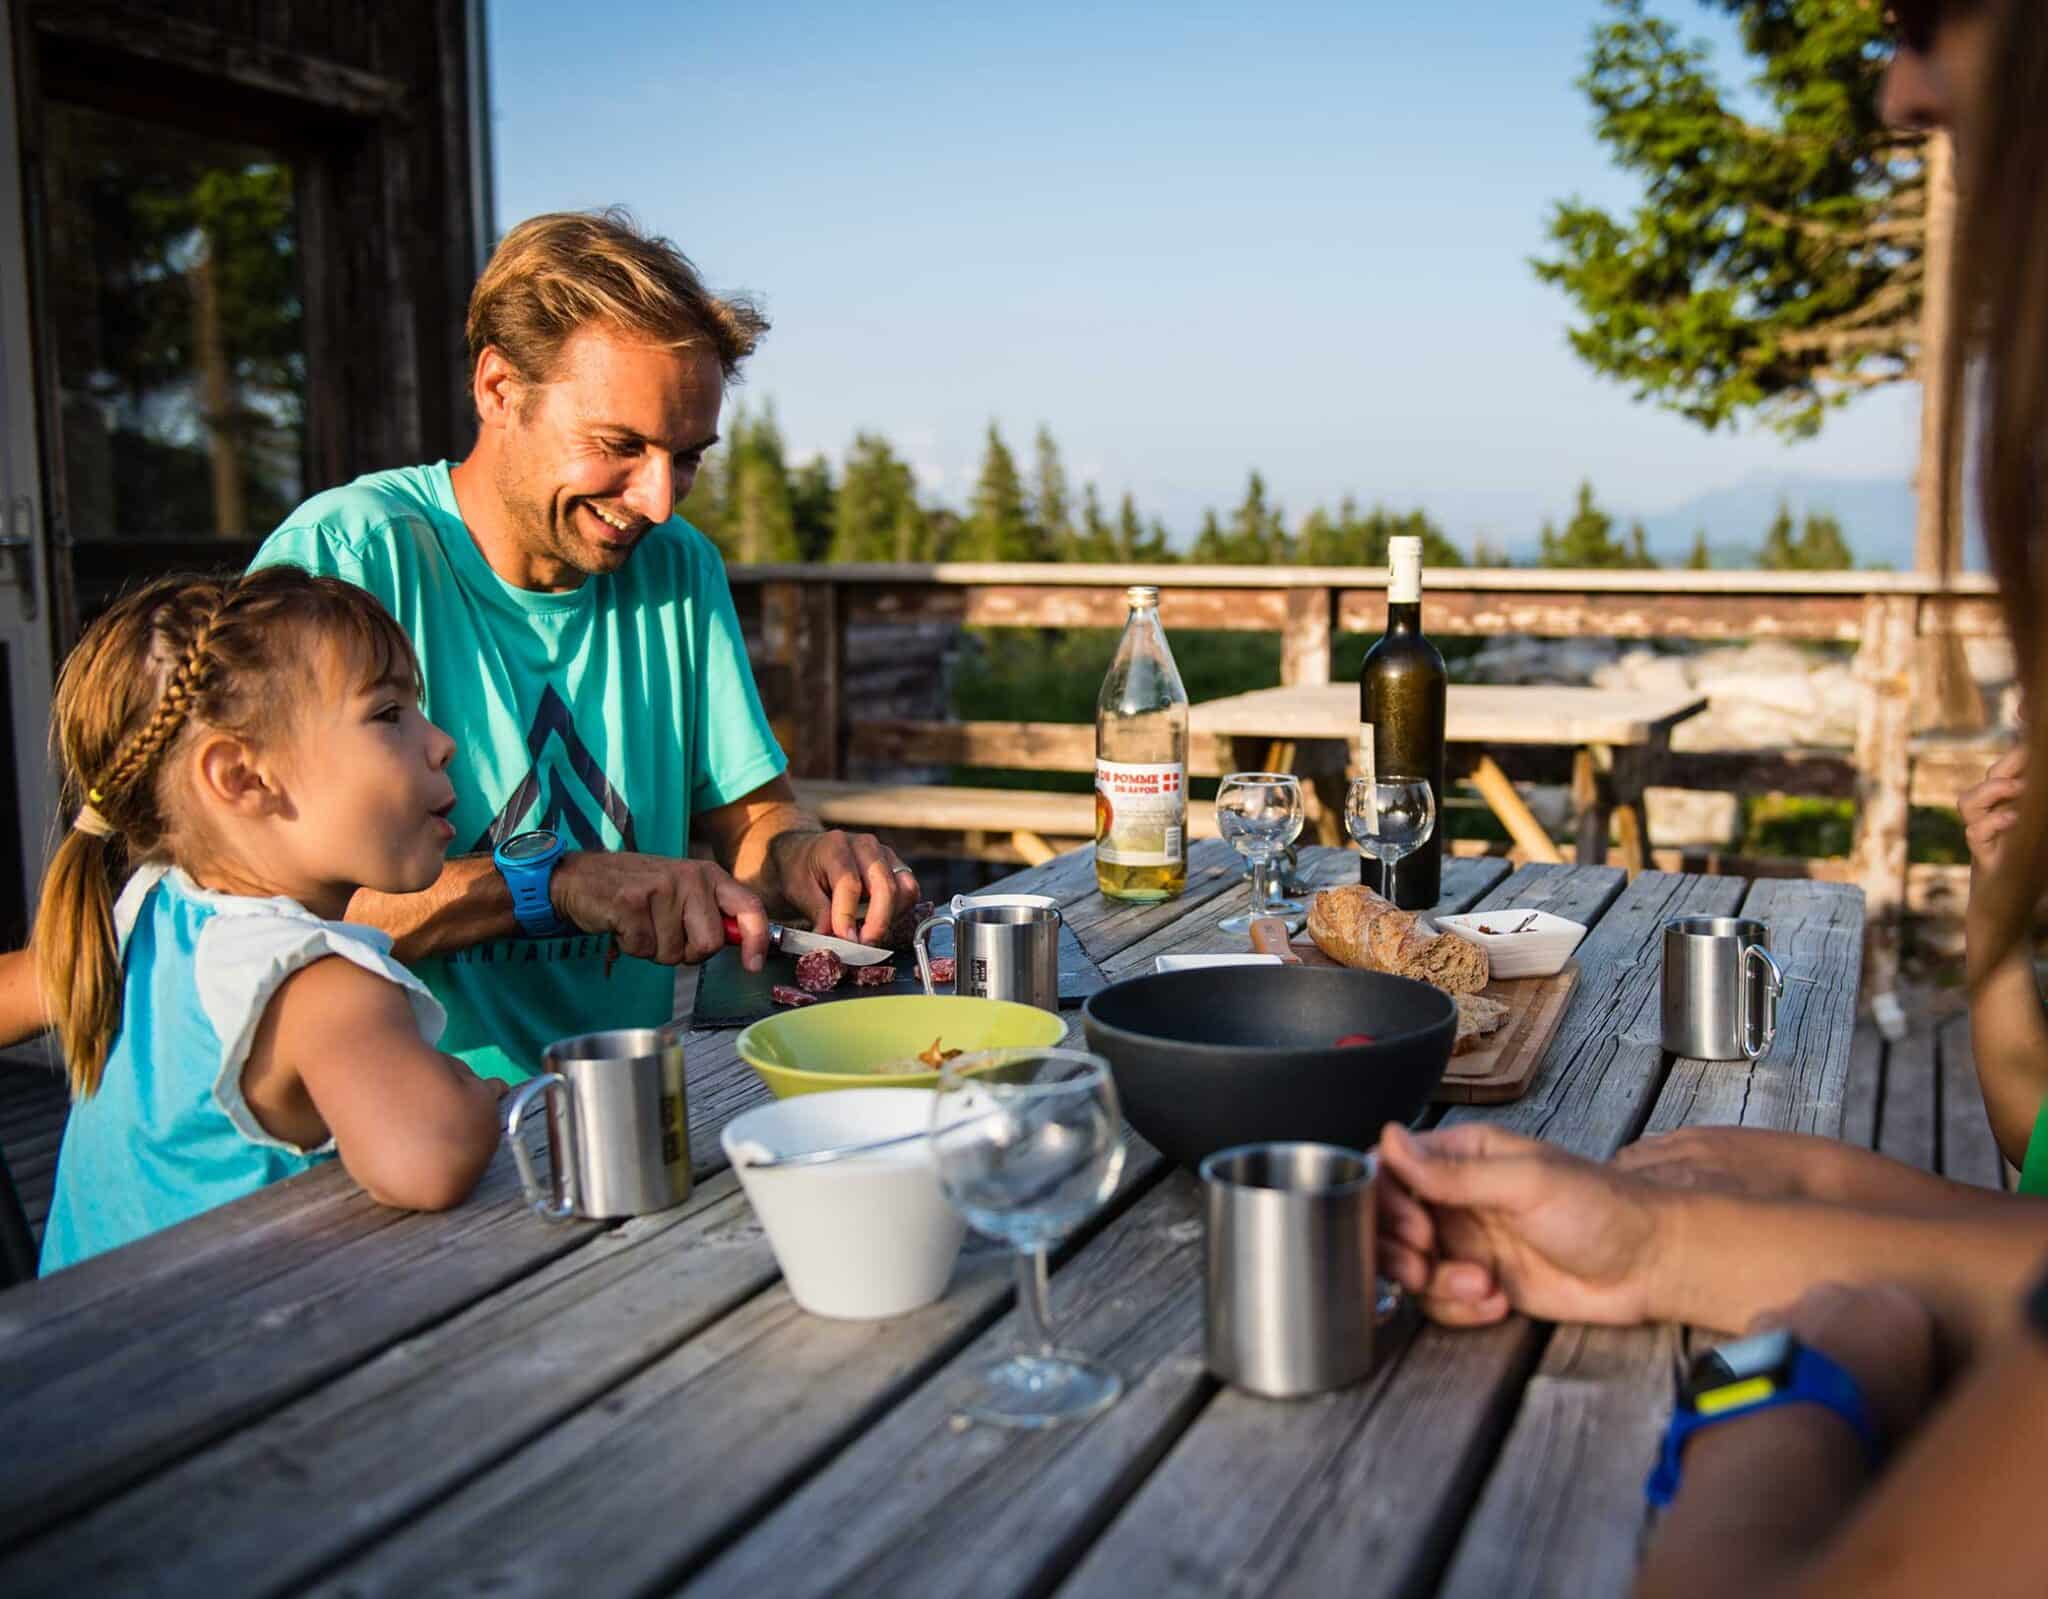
735 995 1070 1098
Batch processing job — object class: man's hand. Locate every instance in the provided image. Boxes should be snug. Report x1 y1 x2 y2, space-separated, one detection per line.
1375 1120 1667 1327
1961 744 2026 889
769 828 921 946
1748 1281 1940 1449
550 851 771 970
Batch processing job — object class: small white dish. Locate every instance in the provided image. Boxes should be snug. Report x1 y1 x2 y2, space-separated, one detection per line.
1154 953 1285 975
722 1088 965 1320
1435 910 1587 980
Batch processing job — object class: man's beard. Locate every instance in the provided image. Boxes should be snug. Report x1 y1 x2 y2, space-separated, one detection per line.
493 456 616 578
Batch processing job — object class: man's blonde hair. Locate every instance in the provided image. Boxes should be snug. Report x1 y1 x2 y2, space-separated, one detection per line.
466 208 769 388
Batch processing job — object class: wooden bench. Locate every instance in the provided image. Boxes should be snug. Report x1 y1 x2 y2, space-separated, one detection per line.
793 780 1219 867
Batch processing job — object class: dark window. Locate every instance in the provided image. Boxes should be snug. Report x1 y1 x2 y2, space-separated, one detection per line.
43 102 307 543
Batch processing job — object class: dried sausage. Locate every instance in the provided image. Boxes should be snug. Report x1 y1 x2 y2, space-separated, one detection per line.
770 984 818 1008
794 949 846 992
852 963 898 988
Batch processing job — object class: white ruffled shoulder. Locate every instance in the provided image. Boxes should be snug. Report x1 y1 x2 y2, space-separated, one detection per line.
177 870 448 1155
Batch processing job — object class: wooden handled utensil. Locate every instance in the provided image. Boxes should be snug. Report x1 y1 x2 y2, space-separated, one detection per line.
1249 918 1304 964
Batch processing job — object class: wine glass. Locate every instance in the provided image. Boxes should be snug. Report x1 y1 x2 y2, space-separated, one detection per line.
1215 772 1306 933
1346 775 1436 890
929 1048 1127 1428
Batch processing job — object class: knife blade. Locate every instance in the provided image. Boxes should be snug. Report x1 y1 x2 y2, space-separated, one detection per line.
721 915 895 966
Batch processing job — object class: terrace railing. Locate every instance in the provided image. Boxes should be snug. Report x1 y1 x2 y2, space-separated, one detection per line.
727 563 2007 995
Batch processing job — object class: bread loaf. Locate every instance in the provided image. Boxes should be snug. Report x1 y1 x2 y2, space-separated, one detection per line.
1307 886 1490 993
1452 992 1510 1055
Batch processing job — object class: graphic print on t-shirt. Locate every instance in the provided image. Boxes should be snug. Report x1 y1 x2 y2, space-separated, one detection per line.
469 683 639 854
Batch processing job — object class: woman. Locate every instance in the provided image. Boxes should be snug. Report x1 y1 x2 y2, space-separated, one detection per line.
1376 0 2048 1363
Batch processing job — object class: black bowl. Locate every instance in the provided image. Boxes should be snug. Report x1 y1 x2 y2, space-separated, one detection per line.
1081 966 1457 1167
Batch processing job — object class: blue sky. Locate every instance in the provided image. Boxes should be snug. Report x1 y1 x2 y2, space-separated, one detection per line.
485 0 1922 553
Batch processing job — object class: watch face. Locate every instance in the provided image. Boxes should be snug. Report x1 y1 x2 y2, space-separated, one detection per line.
1689 1329 1795 1398
500 829 560 863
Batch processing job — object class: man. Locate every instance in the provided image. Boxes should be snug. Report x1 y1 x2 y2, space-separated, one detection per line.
251 210 918 1080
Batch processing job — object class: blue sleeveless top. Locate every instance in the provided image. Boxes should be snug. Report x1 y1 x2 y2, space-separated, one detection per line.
39 866 445 1274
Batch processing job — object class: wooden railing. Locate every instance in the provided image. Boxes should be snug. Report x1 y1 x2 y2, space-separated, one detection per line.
728 563 2008 994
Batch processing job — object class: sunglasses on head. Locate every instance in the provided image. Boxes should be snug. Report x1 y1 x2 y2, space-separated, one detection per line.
1886 0 1943 55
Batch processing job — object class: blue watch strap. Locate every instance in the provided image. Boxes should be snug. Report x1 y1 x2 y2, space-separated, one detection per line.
494 832 569 938
1646 1345 1879 1508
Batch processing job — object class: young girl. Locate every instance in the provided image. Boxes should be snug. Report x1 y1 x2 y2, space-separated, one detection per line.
34 566 504 1273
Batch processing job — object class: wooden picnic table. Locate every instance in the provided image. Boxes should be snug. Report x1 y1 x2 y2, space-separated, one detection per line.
0 842 1861 1598
1190 682 1709 868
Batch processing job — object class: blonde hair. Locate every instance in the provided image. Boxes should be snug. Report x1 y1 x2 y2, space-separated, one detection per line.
33 568 421 1099
466 208 769 389
1941 0 2048 986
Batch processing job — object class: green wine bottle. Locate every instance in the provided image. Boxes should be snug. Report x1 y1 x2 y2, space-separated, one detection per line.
1358 535 1447 908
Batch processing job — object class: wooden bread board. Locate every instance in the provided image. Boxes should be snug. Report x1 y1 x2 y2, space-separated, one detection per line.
1287 934 1580 1104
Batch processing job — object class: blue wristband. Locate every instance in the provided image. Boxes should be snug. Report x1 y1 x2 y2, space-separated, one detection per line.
1646 1345 1880 1508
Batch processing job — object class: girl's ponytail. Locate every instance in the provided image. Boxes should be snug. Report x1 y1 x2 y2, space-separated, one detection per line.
32 827 124 1099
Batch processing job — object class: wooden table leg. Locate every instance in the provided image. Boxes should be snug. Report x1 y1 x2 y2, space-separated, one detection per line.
1573 747 1611 869
1610 741 1656 876
1470 755 1563 865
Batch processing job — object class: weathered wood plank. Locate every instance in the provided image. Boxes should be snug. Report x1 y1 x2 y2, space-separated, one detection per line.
678 1175 1211 1599
0 1177 778 1594
1337 590 1868 642
1841 1019 1884 1150
1876 1012 1939 1174
1850 594 1916 996
298 1158 1176 1599
847 719 1228 777
1058 868 1706 1599
1938 1013 2007 1190
1432 880 1866 1599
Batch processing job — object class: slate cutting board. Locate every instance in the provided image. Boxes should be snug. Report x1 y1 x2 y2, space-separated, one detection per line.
690 922 1111 1029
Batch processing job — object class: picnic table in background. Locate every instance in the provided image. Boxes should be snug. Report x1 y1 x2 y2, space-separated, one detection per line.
0 842 1862 1597
1190 682 1707 869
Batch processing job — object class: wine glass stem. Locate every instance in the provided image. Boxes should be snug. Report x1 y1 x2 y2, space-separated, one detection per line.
1249 855 1275 916
1013 1245 1058 1359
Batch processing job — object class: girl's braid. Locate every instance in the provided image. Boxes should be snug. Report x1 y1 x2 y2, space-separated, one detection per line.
90 583 235 807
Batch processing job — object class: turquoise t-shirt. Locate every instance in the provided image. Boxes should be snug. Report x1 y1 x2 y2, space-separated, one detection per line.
249 462 788 1082
41 866 445 1273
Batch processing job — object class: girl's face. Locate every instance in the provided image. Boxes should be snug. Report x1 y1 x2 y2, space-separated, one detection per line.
265 643 459 911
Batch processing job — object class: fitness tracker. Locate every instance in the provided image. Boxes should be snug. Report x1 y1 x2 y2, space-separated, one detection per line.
1646 1329 1879 1507
493 827 569 938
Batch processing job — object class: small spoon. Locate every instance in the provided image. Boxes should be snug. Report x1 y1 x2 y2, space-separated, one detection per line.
733 1127 933 1171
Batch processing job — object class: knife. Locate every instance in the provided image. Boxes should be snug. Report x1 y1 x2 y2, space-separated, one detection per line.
721 916 895 966
1248 918 1304 964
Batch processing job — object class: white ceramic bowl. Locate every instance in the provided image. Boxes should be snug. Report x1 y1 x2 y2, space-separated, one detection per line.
722 1088 966 1321
1435 910 1588 980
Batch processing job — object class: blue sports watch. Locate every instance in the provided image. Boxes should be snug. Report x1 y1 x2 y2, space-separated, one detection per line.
1646 1329 1879 1508
494 827 569 938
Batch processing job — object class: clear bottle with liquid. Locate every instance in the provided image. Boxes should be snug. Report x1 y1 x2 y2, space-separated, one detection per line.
1095 585 1189 901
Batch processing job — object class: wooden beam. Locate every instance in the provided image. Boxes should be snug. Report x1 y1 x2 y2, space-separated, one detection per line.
847 719 1228 776
1468 757 1563 865
1280 587 1333 686
1850 595 1917 993
1338 589 1868 642
35 1 408 117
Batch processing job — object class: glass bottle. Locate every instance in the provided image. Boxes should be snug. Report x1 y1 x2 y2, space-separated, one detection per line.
1095 585 1189 901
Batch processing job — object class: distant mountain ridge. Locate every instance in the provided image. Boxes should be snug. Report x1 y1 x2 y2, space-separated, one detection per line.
1498 474 1941 570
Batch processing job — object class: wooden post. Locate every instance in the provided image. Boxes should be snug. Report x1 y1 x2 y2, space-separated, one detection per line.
787 579 845 780
1281 587 1333 687
1851 595 1916 995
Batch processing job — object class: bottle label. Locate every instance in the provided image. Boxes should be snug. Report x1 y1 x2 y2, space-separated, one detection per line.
1357 721 1377 785
1095 760 1186 864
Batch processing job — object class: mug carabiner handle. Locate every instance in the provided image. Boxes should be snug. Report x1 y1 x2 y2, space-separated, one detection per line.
1741 944 1785 1061
913 910 957 996
504 1070 578 1221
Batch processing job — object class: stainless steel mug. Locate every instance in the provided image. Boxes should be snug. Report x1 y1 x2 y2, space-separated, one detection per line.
503 1026 691 1221
1198 1141 1378 1398
1661 916 1786 1061
913 893 1062 1012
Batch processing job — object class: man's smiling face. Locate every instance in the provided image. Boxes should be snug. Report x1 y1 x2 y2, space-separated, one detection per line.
490 324 723 589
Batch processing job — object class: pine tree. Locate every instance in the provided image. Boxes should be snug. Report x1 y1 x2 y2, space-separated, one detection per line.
1540 481 1652 569
723 408 800 563
1534 0 1924 437
958 424 1039 561
1190 508 1228 564
788 455 836 563
1032 426 1076 558
1686 528 1713 570
828 432 926 562
1759 502 1855 570
1076 482 1115 560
